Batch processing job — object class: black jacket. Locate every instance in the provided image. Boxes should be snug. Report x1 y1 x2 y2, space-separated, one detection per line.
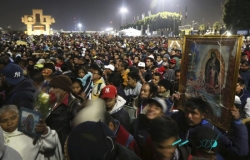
4 78 36 109
112 108 130 131
45 94 80 152
129 114 151 148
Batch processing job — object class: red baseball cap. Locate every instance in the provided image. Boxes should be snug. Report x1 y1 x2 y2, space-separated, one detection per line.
169 59 177 64
158 66 165 73
101 85 117 99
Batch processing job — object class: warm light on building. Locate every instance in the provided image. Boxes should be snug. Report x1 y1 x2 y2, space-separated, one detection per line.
22 9 55 35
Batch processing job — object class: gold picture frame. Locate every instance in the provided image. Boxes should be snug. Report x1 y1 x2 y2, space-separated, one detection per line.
178 35 243 130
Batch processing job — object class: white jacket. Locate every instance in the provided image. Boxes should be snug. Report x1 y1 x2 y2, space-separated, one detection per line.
3 127 62 160
108 96 126 114
244 98 250 118
0 127 22 160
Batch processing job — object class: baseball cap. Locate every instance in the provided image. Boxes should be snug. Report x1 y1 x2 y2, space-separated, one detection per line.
36 59 45 64
143 97 167 113
169 59 177 64
157 67 165 73
2 63 25 85
192 126 220 153
104 64 114 71
148 55 155 60
101 85 117 99
138 62 145 67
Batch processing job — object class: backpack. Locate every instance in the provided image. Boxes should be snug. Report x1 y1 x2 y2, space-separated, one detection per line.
132 118 150 148
93 83 102 97
123 105 137 123
125 134 134 147
97 83 102 94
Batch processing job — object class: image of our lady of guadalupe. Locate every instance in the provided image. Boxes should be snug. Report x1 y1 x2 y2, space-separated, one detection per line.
205 51 220 89
25 114 35 132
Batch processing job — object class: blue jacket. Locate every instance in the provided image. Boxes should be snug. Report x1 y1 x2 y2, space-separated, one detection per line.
239 70 250 92
171 111 249 157
237 89 250 108
78 72 92 87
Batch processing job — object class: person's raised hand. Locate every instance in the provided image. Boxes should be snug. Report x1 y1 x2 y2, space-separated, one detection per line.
231 105 240 120
35 119 48 135
171 92 180 102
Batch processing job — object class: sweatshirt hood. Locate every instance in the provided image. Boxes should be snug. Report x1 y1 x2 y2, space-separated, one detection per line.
8 78 36 95
109 96 126 114
157 90 170 98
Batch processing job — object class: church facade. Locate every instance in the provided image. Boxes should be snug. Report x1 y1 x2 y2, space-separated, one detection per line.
22 9 55 35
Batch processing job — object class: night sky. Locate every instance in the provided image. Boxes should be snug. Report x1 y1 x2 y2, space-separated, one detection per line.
0 0 226 31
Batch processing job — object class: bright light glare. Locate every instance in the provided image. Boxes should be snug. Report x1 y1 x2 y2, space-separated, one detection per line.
227 31 232 36
78 23 82 27
105 28 113 31
120 7 128 13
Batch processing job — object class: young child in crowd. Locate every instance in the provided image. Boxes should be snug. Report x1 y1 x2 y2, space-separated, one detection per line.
77 67 92 87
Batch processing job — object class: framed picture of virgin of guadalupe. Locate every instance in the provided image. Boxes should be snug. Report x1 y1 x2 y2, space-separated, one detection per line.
178 35 243 130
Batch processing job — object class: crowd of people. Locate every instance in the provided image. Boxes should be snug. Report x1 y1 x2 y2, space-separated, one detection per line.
0 32 249 160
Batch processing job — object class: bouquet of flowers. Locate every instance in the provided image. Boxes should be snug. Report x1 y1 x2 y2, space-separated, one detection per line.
34 91 51 118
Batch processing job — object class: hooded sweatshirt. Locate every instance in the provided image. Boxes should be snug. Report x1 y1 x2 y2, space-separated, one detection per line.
4 78 36 110
157 90 170 99
0 127 22 160
2 127 63 160
171 56 180 70
77 72 92 87
109 96 130 131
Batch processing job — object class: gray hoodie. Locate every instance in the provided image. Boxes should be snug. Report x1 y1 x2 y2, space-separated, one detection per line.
0 127 22 160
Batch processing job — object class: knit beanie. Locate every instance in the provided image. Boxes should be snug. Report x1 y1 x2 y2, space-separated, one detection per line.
44 63 56 73
163 54 170 59
50 75 72 92
67 121 115 160
158 79 172 90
